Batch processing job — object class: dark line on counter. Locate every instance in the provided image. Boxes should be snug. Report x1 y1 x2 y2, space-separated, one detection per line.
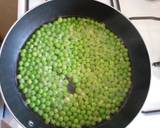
152 62 160 67
142 109 160 114
110 0 114 7
129 16 160 21
25 0 29 12
2 105 6 118
115 0 121 11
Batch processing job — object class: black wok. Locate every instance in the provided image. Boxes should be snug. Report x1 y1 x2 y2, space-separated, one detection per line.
0 0 150 128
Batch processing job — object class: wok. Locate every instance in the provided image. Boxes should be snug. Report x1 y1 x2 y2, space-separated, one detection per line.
0 0 150 128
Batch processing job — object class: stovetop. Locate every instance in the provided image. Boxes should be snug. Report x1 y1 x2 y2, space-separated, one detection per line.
1 0 160 128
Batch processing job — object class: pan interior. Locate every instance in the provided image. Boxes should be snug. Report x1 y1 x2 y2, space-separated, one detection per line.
16 17 132 128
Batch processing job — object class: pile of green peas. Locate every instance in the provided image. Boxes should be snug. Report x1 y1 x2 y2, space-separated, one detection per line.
17 17 131 128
